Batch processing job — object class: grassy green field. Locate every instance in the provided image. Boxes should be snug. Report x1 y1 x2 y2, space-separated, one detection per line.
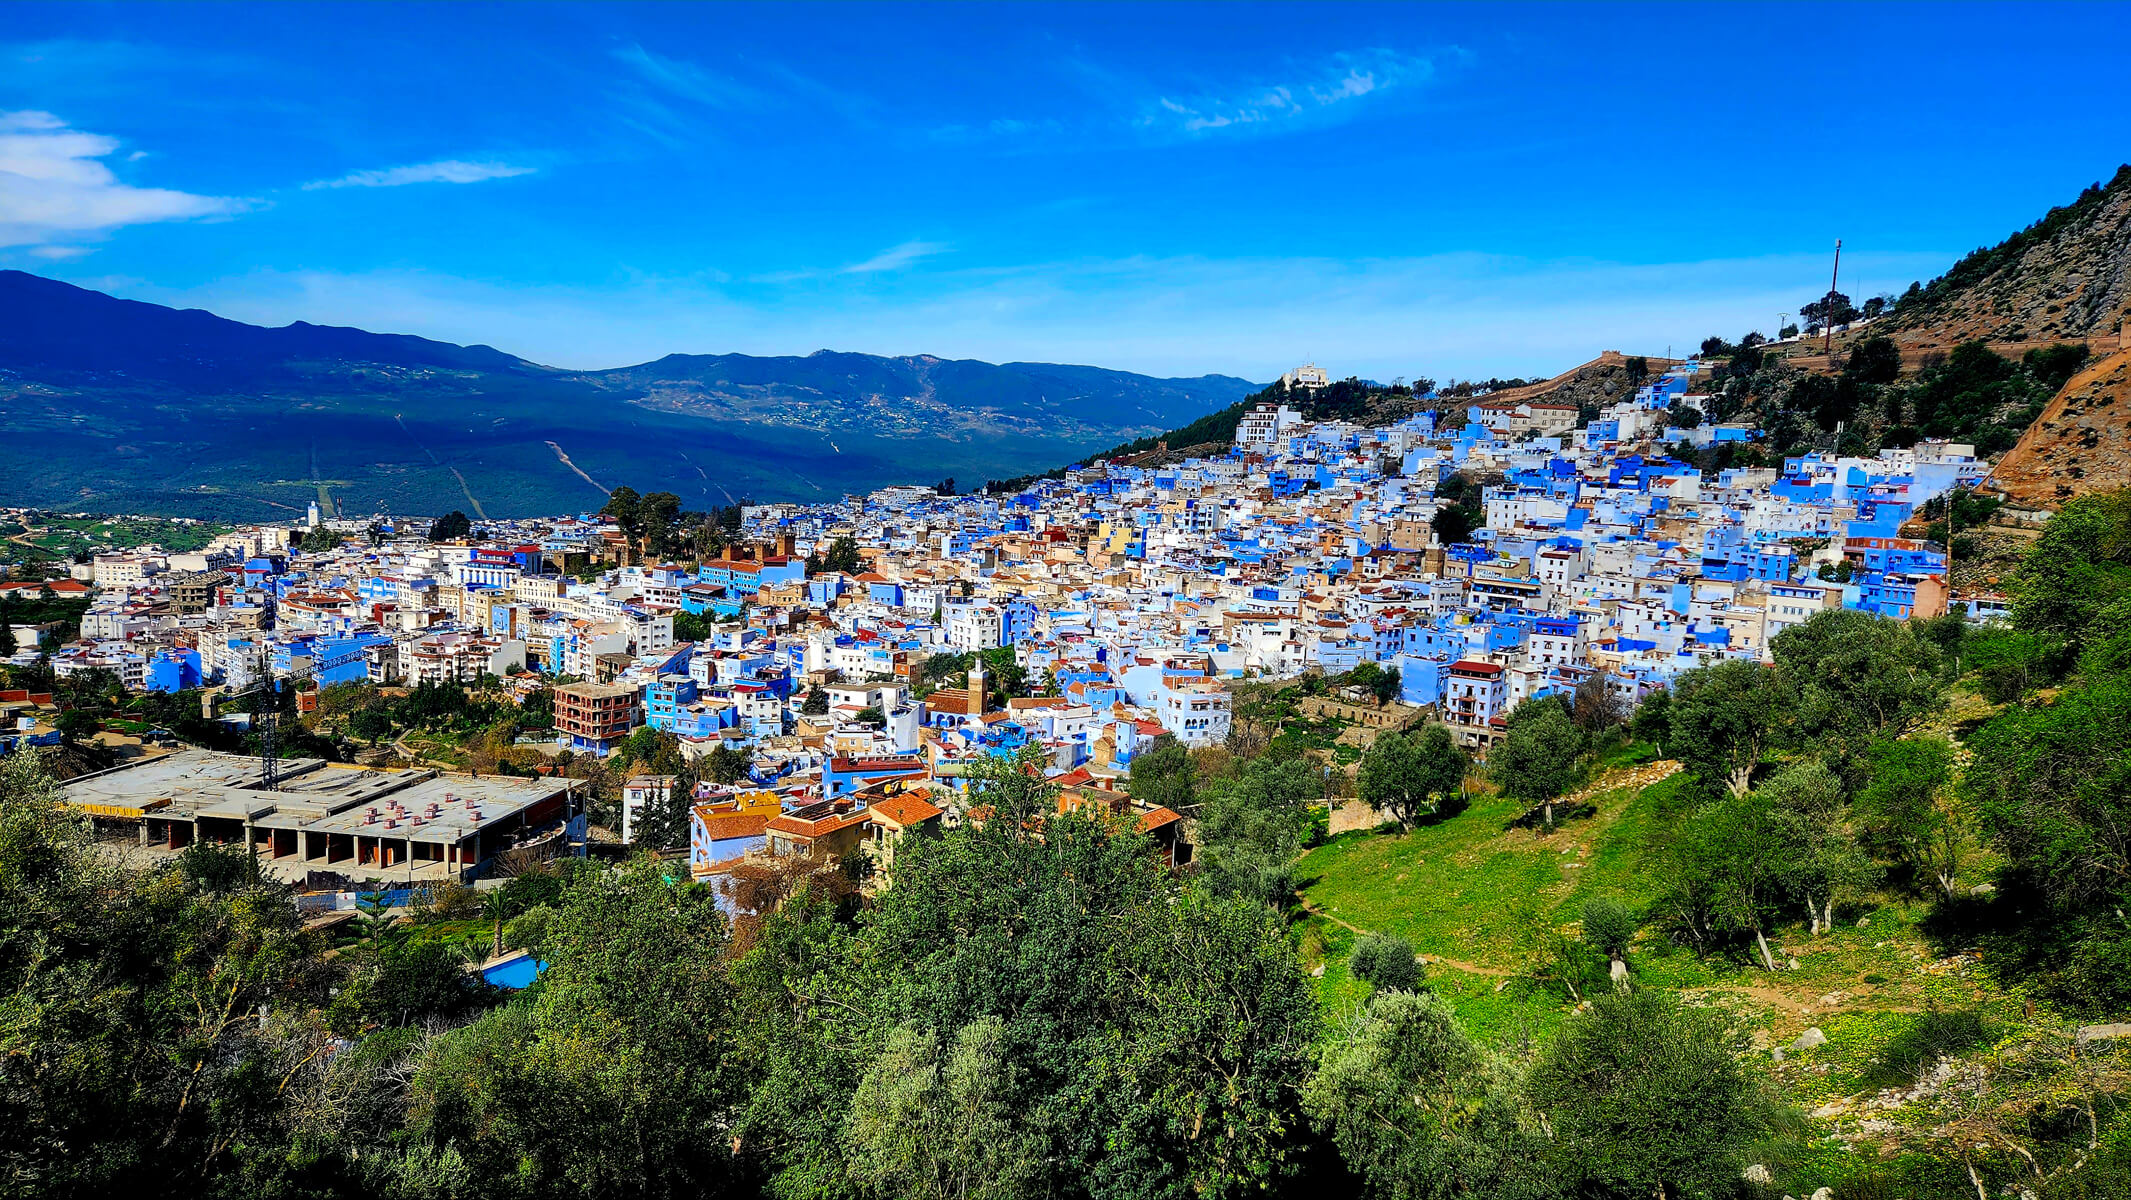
1293 742 2066 1195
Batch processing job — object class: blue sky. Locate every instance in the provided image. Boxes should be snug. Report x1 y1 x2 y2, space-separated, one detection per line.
3 2 2128 382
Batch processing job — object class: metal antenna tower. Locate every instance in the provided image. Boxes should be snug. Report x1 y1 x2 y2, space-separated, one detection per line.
1824 239 1843 360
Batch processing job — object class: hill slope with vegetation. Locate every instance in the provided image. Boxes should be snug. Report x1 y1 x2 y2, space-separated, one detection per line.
0 270 1251 521
1887 165 2131 350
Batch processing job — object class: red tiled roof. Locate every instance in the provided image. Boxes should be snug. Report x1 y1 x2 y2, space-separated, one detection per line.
1136 806 1183 833
696 811 770 840
867 793 944 827
766 810 870 838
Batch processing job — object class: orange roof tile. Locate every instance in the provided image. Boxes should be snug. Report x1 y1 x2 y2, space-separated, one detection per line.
867 793 945 827
1136 806 1183 833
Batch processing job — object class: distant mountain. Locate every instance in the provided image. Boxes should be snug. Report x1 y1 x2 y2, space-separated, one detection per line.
1888 164 2131 349
0 271 1255 521
0 270 535 382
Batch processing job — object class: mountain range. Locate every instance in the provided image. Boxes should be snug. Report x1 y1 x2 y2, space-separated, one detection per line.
0 270 1255 522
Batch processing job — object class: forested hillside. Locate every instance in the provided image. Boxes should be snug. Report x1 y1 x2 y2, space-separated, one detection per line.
0 270 1250 520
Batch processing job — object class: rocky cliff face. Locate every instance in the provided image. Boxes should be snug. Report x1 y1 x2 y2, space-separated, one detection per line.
1988 349 2131 509
1470 350 1686 414
1890 165 2131 350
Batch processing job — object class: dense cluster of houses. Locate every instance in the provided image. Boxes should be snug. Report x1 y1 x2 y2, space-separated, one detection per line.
5 358 2001 885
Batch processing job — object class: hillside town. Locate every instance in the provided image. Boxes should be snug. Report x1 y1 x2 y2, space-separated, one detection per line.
1 358 1998 890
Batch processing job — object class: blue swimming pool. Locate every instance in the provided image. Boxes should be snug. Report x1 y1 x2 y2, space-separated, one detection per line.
482 955 547 989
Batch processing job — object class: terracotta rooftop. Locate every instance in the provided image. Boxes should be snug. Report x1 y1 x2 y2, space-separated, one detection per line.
867 793 945 827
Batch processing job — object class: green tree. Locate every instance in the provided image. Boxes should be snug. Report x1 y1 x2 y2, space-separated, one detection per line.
633 779 695 850
2009 489 2131 656
672 608 717 644
1491 697 1583 827
1194 756 1319 907
1802 289 1858 330
1359 725 1468 830
636 490 683 559
405 860 748 1198
1760 758 1877 935
1963 669 2131 1009
1304 989 1544 1200
1348 931 1424 994
331 934 493 1031
1628 688 1672 754
348 702 394 745
821 535 863 574
1669 660 1789 797
1525 990 1768 1200
55 706 101 744
1127 733 1196 812
705 742 754 785
426 510 471 542
1675 785 1792 970
737 779 1320 1198
599 485 643 561
0 750 342 1196
1855 736 1965 899
843 1018 1045 1200
1845 334 1903 385
961 743 1056 828
1581 897 1636 989
2023 341 2092 393
1769 608 1944 770
801 684 829 715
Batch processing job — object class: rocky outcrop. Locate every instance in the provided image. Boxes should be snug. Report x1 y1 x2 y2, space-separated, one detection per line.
1468 350 1686 413
1987 349 2131 508
1889 164 2131 349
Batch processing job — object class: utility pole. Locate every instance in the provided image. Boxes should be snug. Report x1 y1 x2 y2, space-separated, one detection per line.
1824 239 1843 360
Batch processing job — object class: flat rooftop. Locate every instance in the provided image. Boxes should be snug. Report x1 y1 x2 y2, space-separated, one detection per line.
61 748 569 841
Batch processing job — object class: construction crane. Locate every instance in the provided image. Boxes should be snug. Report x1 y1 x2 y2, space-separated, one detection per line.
225 643 284 790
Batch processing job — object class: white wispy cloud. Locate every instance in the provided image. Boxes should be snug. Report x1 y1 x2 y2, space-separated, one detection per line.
302 160 537 190
749 239 950 284
1144 49 1441 136
839 240 949 274
613 43 768 110
0 109 244 250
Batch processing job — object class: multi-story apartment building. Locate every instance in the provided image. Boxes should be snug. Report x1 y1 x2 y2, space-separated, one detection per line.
1442 659 1507 749
554 681 638 755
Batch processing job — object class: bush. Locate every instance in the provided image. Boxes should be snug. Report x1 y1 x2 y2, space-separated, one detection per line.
1349 932 1424 993
1581 898 1635 961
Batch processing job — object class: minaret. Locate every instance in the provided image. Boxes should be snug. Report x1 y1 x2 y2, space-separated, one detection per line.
967 658 987 718
307 500 322 530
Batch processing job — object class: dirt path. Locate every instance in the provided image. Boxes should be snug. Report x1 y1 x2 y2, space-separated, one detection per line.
1298 899 1516 978
544 440 610 495
447 467 490 520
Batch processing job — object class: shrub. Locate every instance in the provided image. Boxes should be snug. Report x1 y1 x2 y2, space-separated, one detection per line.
1349 932 1424 993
